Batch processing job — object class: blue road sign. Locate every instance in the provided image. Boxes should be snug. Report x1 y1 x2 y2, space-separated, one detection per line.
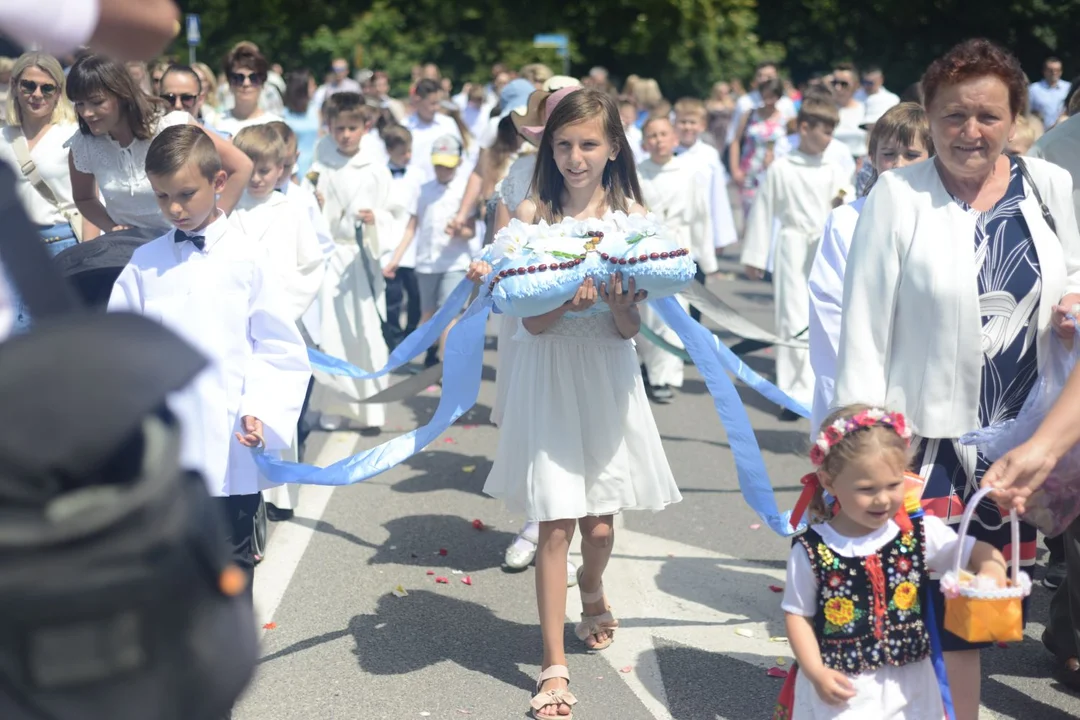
186 14 201 46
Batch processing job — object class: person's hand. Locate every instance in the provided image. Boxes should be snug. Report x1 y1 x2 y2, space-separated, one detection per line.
730 167 746 186
1051 293 1080 339
563 277 598 312
600 273 647 313
234 416 265 448
744 265 765 281
976 562 1009 588
466 260 492 283
356 209 375 225
809 668 857 706
382 262 398 280
111 224 132 232
981 438 1058 514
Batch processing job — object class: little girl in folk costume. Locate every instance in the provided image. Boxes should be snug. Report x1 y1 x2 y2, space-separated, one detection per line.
779 405 1008 719
482 88 682 719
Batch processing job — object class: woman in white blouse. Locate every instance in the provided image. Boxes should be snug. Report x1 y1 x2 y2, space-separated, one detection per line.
65 53 252 235
0 52 89 251
835 39 1080 719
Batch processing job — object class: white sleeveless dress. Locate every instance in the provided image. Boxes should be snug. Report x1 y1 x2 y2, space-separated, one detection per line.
483 311 682 521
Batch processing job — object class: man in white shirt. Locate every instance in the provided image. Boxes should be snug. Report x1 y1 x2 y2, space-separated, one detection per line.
724 61 798 147
404 78 463 184
311 58 363 119
856 65 900 128
830 62 867 159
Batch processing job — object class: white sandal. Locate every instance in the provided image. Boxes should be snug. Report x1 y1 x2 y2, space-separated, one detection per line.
574 566 618 650
530 664 577 719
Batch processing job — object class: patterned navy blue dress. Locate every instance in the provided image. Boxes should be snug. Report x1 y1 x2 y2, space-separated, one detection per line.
914 157 1040 650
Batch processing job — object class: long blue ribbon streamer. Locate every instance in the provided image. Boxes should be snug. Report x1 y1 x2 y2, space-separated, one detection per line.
653 296 807 536
909 506 956 720
254 294 492 485
305 279 474 379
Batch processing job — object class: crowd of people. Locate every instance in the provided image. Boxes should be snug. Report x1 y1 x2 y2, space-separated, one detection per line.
3 15 1080 718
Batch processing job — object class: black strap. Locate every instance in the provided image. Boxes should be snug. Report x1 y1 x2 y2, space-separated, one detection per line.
0 162 83 321
1015 156 1057 234
354 223 388 328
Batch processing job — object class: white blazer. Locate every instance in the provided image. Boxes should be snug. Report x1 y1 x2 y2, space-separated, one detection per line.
835 157 1080 439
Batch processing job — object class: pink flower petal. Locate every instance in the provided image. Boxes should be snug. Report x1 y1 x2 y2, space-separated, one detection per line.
426 570 435 575
262 622 277 630
472 519 485 530
767 667 789 678
768 585 784 593
435 576 449 584
619 666 632 674
461 576 472 585
750 523 761 530
439 548 448 556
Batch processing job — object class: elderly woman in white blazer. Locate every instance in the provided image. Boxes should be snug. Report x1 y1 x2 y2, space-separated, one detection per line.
835 39 1080 720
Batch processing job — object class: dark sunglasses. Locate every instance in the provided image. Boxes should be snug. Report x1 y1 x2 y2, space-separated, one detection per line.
18 79 58 97
229 71 264 87
160 92 198 108
830 79 851 89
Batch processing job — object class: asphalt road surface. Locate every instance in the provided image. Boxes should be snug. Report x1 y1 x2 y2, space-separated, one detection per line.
236 257 1080 720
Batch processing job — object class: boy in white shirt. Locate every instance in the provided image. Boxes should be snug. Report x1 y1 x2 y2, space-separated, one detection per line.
740 98 852 419
636 116 711 402
268 120 334 259
381 125 423 350
405 78 464 184
306 93 394 432
108 124 310 595
672 97 739 253
384 135 476 367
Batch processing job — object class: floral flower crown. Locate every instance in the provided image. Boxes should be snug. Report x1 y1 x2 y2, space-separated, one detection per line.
809 408 912 466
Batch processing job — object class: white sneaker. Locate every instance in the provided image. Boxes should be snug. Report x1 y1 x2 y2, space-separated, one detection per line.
566 559 579 588
504 534 537 569
318 414 343 431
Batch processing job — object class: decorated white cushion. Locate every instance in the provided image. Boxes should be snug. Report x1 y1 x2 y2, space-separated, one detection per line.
487 212 696 318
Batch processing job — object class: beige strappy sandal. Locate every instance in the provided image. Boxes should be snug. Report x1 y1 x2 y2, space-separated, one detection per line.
574 566 619 651
530 665 577 719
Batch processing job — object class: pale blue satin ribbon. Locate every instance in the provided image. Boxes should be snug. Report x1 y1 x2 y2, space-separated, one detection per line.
653 296 808 535
254 294 493 485
305 278 474 379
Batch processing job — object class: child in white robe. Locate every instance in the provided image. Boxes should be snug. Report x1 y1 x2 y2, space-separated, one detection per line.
636 116 710 401
108 125 310 594
231 124 326 515
672 97 738 252
306 93 394 431
807 103 931 434
741 98 852 416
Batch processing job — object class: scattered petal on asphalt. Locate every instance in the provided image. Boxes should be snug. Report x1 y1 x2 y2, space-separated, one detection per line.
766 667 788 678
451 569 464 575
735 628 754 638
769 636 789 643
472 518 484 529
996 642 1009 649
776 658 786 666
426 570 435 575
463 466 476 473
619 666 632 674
443 437 455 443
439 548 448 556
461 576 473 585
750 523 761 530
462 424 478 430
375 623 387 630
768 584 784 593
392 585 409 598
262 622 277 630
435 577 449 584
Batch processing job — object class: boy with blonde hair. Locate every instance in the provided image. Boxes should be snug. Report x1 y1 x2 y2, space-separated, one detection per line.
672 97 738 253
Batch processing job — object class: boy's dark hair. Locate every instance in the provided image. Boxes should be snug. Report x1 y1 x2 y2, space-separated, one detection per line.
324 91 372 124
414 78 441 99
798 97 839 130
145 125 222 181
382 124 412 153
833 61 858 76
160 63 202 92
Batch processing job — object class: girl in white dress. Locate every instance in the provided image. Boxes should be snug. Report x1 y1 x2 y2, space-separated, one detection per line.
482 88 682 720
781 405 1008 719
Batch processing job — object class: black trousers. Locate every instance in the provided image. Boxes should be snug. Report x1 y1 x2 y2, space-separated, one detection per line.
383 267 421 350
1048 517 1080 659
212 493 261 604
688 266 707 323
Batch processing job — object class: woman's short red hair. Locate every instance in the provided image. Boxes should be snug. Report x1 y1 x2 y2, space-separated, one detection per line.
921 38 1028 118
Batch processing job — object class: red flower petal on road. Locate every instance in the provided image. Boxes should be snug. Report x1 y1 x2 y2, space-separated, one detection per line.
439 548 448 556
768 585 784 593
426 570 435 575
766 667 788 678
996 642 1009 649
619 666 632 674
435 576 449 584
262 622 277 630
472 519 485 530
461 576 472 585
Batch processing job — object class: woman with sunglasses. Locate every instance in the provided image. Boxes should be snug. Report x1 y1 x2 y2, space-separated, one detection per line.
65 52 252 235
0 51 90 328
216 42 282 137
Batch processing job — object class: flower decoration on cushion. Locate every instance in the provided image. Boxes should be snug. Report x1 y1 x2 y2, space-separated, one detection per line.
809 408 913 467
489 211 697 317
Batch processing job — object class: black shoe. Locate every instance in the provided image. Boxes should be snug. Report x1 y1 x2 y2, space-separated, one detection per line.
778 408 800 422
265 505 294 522
424 350 440 368
1045 557 1068 590
647 384 674 402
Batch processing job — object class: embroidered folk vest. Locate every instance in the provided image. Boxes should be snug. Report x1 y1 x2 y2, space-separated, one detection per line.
795 517 931 675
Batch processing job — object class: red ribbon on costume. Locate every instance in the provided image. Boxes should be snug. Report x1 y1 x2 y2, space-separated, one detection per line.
864 554 888 640
791 473 821 528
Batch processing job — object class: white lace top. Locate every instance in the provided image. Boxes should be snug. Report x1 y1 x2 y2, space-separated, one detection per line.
496 153 537 213
515 312 628 345
67 110 191 231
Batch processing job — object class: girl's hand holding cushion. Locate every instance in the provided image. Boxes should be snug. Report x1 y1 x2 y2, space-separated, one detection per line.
600 273 647 312
564 278 597 312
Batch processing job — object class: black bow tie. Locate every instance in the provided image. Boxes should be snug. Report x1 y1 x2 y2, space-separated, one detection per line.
389 166 407 178
174 229 205 250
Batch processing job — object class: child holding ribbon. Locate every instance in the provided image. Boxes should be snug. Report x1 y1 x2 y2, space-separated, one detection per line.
779 405 1008 719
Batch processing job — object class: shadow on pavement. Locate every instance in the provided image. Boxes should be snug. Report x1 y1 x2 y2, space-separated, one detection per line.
650 640 782 720
392 450 493 496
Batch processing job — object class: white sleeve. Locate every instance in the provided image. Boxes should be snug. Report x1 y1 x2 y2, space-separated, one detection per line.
922 515 976 575
161 111 194 130
67 133 92 174
0 0 100 55
808 209 848 432
286 212 325 320
781 543 819 616
107 262 144 313
739 161 778 270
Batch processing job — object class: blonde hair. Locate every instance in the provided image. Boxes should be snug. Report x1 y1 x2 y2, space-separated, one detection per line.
1010 113 1044 155
6 52 76 127
192 62 219 107
632 78 663 111
233 124 287 166
520 63 553 86
673 97 707 120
